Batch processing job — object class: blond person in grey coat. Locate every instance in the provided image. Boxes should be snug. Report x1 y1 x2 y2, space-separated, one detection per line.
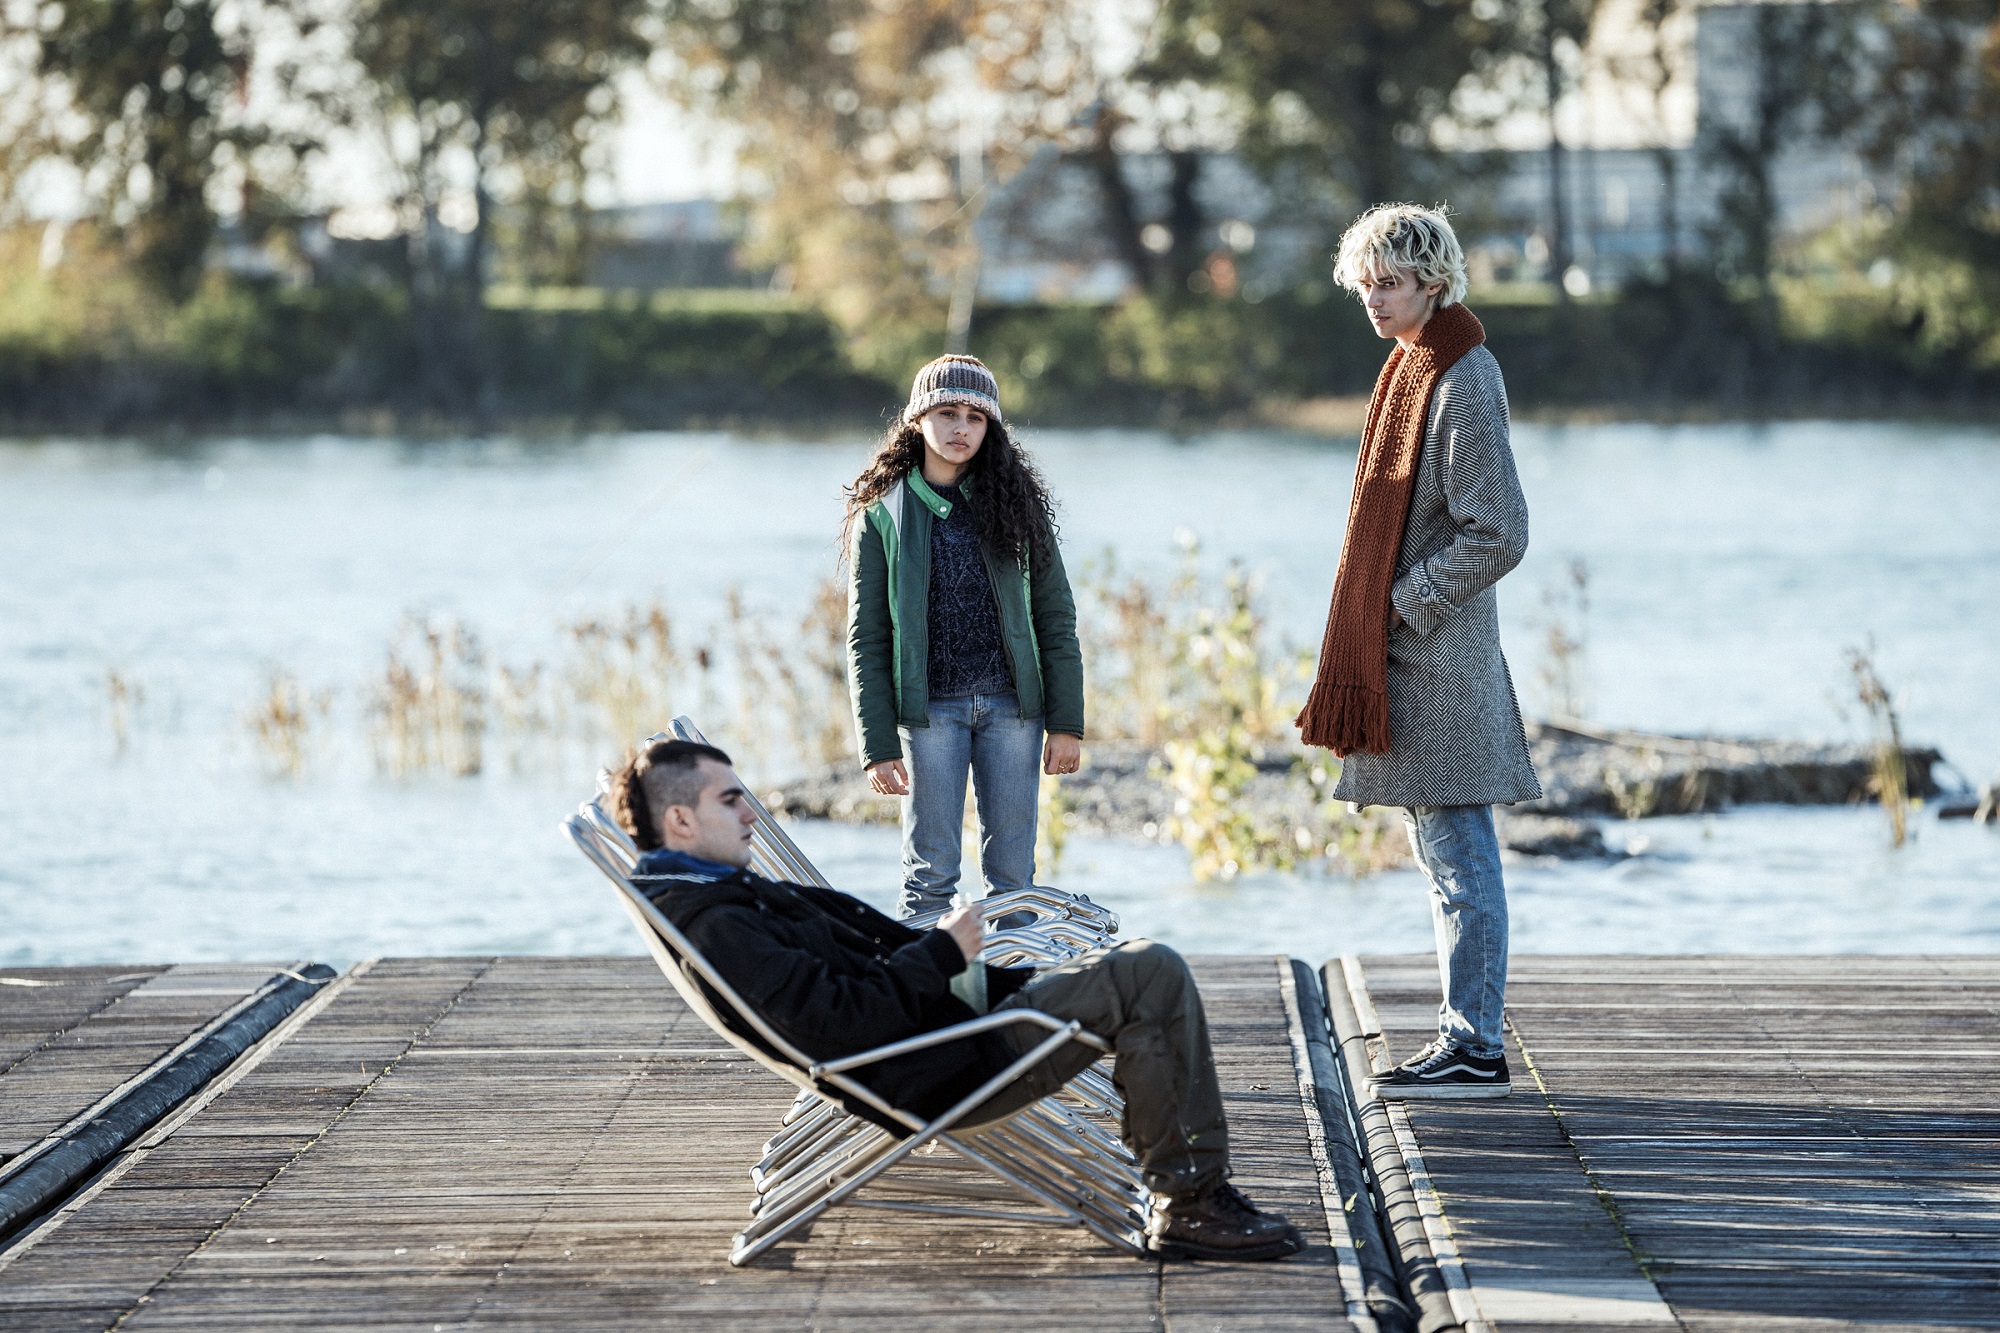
1298 204 1539 1099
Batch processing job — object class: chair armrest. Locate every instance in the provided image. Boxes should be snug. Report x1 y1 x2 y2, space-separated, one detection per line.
906 887 1118 934
904 901 1057 932
810 1008 1111 1077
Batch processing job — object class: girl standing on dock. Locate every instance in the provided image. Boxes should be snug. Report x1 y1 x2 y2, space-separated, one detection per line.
843 356 1085 919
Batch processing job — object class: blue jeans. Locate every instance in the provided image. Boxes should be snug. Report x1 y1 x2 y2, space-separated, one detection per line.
897 692 1043 918
1400 805 1509 1059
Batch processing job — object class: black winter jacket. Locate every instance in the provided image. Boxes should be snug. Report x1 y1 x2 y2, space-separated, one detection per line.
632 849 1033 1127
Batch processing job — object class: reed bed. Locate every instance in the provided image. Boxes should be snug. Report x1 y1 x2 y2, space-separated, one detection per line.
369 619 489 777
261 583 857 786
240 548 1411 879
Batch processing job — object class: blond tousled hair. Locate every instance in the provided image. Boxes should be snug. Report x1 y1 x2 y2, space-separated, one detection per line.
1332 204 1469 309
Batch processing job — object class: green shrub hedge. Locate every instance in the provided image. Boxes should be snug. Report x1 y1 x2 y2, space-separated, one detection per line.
3 269 1994 432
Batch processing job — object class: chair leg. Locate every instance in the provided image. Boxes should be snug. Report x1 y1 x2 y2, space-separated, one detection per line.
752 1104 868 1184
996 1111 1142 1202
954 1124 1149 1254
750 1121 892 1219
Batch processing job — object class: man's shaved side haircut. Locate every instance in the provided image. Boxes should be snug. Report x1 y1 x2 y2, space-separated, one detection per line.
607 738 734 851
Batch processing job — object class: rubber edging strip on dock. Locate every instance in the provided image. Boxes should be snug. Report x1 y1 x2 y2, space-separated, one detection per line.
1321 959 1462 1333
0 963 338 1245
1288 958 1418 1333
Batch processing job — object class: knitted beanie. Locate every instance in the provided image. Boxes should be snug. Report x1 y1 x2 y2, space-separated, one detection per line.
903 355 1002 424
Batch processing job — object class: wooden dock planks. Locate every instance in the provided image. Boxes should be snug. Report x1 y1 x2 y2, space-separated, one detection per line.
0 958 486 1331
15 951 1994 1331
0 964 298 1166
1358 953 2000 1333
0 955 1358 1331
1356 953 1675 1332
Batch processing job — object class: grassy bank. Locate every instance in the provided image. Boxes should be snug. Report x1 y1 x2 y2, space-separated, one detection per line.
5 231 1996 433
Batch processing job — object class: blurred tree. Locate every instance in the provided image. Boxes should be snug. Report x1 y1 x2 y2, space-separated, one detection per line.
1863 0 2000 367
1140 0 1505 221
1609 0 1689 276
13 0 250 296
287 0 648 403
1699 1 1863 339
1531 0 1602 294
1084 100 1155 292
652 0 1099 374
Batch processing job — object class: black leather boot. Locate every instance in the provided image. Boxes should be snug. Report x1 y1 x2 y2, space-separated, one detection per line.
1147 1181 1307 1262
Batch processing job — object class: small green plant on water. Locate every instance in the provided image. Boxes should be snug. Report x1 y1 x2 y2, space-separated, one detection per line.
1846 642 1910 847
1162 722 1267 880
1075 546 1187 746
1301 758 1408 872
1152 559 1402 880
1605 747 1665 820
1158 562 1280 878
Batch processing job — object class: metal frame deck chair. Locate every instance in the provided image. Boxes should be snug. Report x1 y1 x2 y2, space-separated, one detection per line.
564 722 1148 1266
569 721 1129 1201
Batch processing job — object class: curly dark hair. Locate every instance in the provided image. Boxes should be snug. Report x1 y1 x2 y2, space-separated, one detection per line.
841 415 1058 566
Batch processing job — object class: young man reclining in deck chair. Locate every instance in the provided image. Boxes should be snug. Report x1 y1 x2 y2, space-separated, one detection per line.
609 738 1307 1263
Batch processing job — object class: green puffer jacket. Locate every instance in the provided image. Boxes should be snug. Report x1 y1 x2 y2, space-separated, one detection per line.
846 472 1084 769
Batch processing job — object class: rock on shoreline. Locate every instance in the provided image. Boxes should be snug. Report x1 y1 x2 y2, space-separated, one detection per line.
1519 721 1943 819
762 723 1947 862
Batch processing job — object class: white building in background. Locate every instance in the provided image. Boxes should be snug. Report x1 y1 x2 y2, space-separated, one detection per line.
971 150 1324 305
1475 0 1886 291
585 200 759 289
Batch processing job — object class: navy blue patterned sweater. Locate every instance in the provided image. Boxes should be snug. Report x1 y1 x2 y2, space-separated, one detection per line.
925 482 1014 698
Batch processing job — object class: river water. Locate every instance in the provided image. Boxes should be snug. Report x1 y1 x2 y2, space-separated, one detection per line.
3 422 1996 968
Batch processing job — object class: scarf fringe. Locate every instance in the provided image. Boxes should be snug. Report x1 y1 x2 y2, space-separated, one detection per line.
1294 679 1391 757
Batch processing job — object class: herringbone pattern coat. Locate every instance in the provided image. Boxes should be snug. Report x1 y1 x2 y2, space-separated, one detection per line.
1333 344 1542 808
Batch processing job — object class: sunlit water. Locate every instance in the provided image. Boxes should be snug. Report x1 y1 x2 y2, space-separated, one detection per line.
3 423 1997 968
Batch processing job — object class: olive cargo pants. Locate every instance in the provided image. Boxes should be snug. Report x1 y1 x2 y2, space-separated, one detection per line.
973 939 1229 1198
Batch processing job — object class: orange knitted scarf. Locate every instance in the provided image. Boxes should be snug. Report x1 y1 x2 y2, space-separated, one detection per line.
1296 302 1486 756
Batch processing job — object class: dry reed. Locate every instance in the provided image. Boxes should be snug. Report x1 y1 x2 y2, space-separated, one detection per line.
1535 557 1591 723
105 669 143 753
243 552 1401 882
369 618 487 777
248 669 329 778
565 602 680 749
1846 642 1910 847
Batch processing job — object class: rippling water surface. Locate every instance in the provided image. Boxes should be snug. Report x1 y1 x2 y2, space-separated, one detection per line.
3 422 1996 967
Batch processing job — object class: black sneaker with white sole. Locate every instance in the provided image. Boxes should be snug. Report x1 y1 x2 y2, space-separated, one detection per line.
1370 1041 1511 1099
